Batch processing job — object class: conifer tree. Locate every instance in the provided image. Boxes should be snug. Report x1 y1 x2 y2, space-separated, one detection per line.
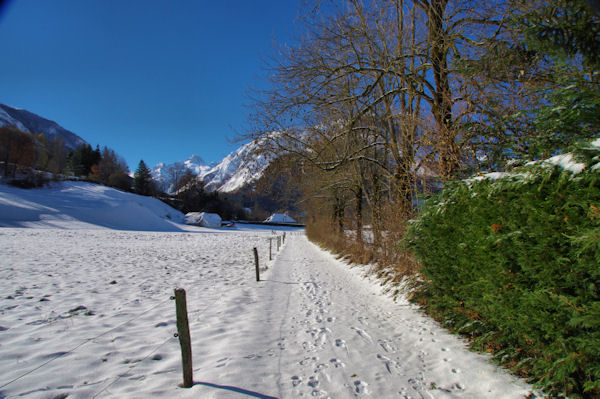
67 144 101 177
133 160 155 196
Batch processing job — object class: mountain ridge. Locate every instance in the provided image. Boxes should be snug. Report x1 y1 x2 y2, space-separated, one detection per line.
151 139 274 194
0 103 87 150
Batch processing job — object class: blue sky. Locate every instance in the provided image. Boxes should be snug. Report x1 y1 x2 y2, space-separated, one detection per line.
0 0 301 170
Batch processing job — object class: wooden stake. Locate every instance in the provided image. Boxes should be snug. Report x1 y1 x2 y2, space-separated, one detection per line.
283 232 286 243
269 238 272 261
277 236 281 251
254 247 260 282
174 288 193 388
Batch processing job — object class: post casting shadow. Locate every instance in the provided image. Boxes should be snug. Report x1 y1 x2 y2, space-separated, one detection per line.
194 381 278 398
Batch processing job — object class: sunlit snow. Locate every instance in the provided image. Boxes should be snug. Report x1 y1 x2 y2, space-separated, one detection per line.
0 182 535 398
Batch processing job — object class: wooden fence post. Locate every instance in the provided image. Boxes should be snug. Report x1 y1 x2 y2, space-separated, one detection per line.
269 238 272 261
174 288 193 388
254 247 260 282
277 236 281 251
283 232 286 243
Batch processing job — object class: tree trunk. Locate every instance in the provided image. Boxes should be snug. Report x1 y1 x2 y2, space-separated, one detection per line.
355 186 363 245
424 0 461 180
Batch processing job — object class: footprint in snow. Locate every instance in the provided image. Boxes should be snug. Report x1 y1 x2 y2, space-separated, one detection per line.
354 380 369 394
351 327 373 343
377 353 395 374
300 356 319 366
291 375 302 387
377 339 397 353
335 338 346 348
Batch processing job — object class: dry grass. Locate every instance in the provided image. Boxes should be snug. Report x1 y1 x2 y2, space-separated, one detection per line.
306 208 421 287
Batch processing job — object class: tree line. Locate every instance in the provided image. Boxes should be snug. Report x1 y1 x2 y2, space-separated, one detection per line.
247 0 599 263
0 125 131 190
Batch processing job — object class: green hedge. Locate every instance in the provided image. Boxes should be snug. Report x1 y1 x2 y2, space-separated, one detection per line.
405 144 600 398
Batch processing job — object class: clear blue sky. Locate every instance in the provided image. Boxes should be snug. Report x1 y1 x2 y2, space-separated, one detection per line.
0 0 301 170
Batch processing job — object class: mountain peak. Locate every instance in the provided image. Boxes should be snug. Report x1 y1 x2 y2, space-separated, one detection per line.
152 138 274 194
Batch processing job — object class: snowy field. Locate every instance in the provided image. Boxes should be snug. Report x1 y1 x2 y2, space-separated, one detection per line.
0 228 283 398
0 182 536 398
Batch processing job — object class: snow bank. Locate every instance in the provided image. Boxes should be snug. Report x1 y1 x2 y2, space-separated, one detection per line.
0 181 185 231
184 211 222 228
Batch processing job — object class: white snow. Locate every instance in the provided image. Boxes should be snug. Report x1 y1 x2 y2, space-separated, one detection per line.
0 107 29 133
0 182 536 398
152 138 274 194
201 138 273 193
151 155 213 194
0 181 185 231
264 213 297 224
469 171 511 182
524 152 588 175
545 153 586 174
185 212 222 228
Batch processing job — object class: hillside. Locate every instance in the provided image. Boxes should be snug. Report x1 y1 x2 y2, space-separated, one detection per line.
0 103 87 150
0 181 185 231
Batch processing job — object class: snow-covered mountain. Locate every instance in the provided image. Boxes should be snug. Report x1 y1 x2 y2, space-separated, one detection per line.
151 154 213 192
201 139 273 192
152 138 274 193
0 103 87 150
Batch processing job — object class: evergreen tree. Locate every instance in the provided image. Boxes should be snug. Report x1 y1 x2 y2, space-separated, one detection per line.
522 0 600 157
67 144 101 177
458 0 600 164
133 160 155 196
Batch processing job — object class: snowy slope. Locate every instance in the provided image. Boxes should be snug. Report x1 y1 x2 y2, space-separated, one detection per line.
0 103 87 150
0 181 185 231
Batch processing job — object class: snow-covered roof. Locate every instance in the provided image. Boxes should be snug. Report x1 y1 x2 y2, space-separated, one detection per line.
264 213 296 223
185 212 222 228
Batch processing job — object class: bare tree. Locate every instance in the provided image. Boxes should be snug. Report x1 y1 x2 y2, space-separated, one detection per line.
167 162 187 193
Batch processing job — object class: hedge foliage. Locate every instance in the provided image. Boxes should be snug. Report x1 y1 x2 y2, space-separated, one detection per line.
405 143 600 398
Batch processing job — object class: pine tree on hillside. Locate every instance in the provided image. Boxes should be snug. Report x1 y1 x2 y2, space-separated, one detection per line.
67 144 101 177
133 160 155 196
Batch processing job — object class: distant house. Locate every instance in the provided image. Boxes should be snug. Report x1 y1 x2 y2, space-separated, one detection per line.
185 212 222 228
264 213 296 224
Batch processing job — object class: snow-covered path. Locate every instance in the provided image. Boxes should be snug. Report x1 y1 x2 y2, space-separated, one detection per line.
192 234 533 398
